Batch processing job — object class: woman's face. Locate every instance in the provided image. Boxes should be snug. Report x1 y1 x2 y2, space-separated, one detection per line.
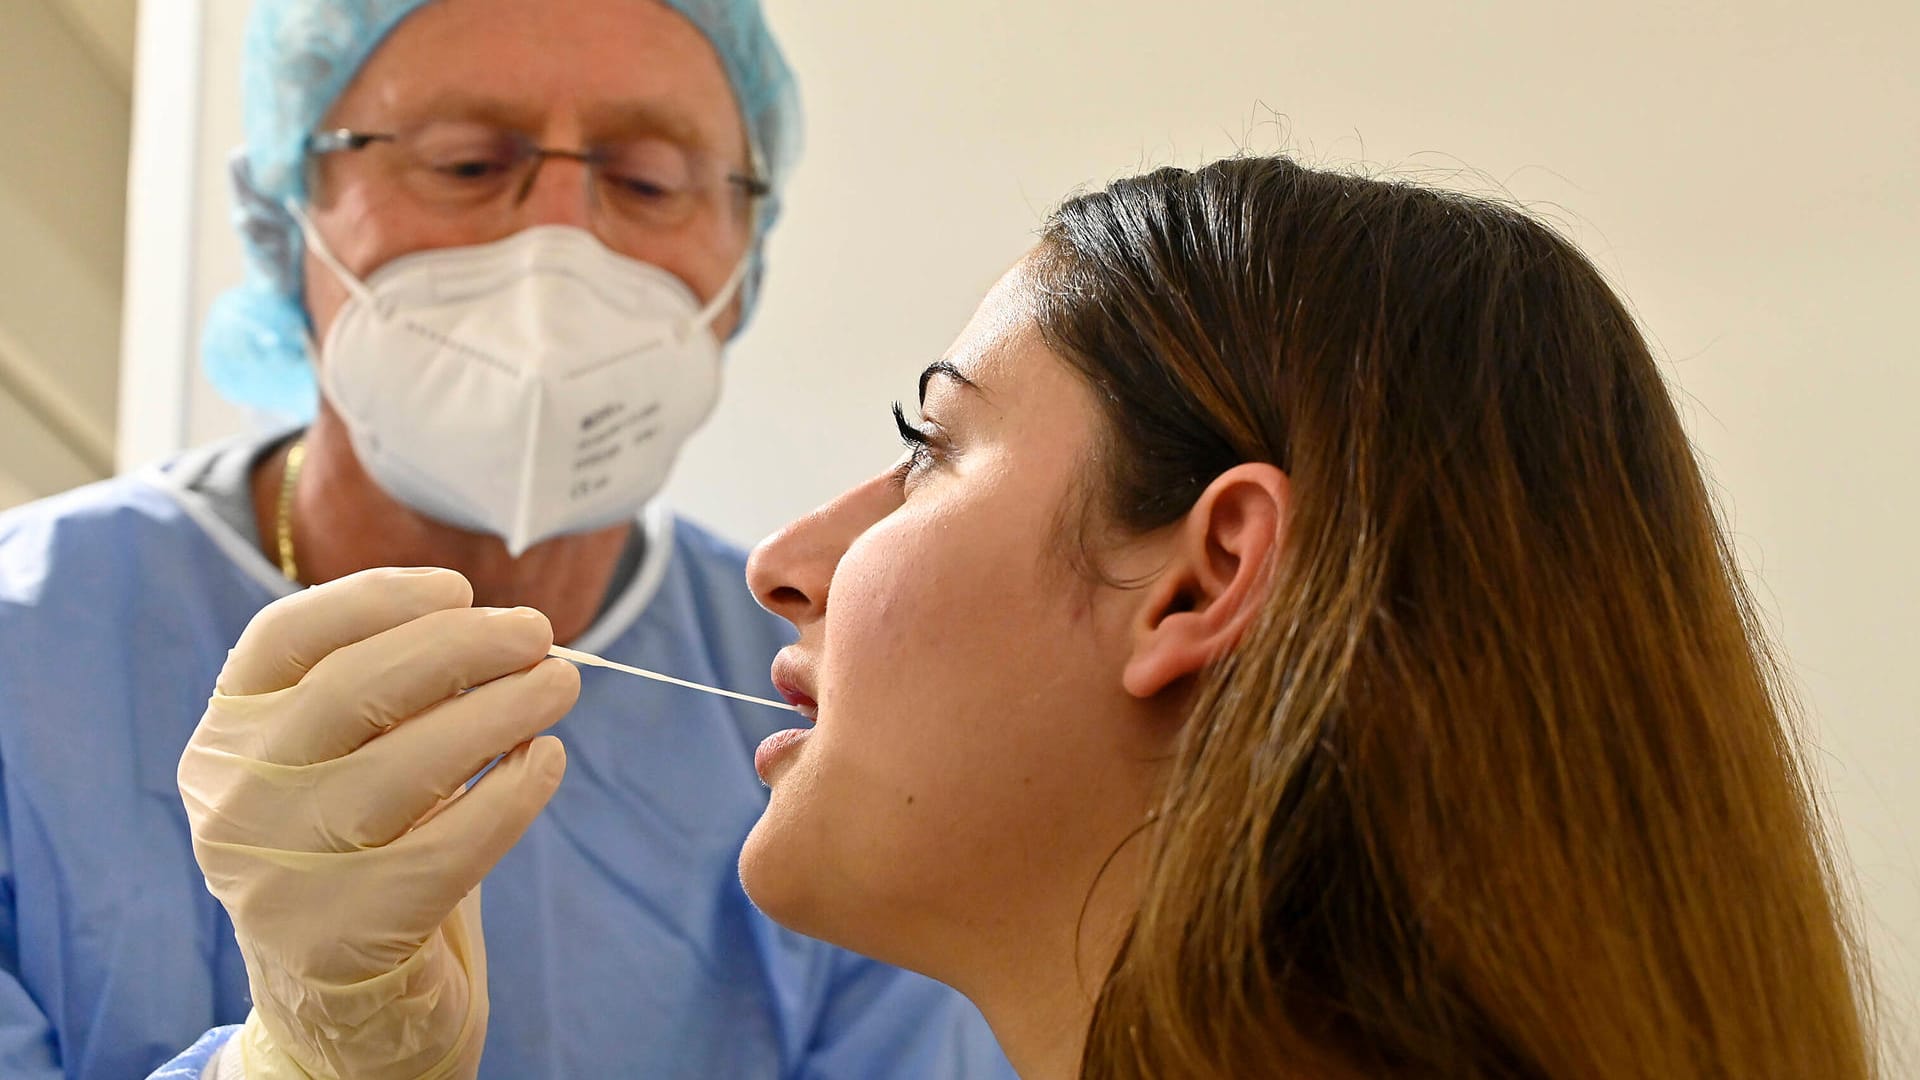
741 262 1175 984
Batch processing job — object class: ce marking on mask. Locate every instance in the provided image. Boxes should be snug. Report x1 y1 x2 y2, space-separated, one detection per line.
571 401 664 502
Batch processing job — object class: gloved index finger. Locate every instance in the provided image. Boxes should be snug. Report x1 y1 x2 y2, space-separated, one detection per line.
219 567 474 696
264 605 556 766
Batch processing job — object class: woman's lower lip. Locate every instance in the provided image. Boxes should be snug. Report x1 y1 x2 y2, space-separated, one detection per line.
755 727 813 783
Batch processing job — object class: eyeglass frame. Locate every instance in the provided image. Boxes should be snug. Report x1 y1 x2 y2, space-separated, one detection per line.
304 125 772 209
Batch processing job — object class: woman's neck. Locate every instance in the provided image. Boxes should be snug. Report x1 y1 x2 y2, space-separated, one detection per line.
974 975 1100 1080
955 844 1147 1079
250 407 631 645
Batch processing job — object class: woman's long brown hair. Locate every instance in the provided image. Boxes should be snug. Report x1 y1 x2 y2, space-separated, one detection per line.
1028 156 1879 1078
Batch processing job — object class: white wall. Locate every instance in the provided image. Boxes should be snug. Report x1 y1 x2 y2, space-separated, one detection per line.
130 0 1918 1059
0 0 133 509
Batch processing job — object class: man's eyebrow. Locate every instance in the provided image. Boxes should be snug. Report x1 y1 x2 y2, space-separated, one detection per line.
384 91 542 130
917 361 981 405
370 94 714 155
579 101 711 152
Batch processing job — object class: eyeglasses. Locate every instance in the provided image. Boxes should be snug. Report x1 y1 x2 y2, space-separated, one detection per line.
307 120 769 231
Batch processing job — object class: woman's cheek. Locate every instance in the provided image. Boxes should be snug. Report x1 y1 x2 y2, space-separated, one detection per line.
824 540 905 651
828 508 943 640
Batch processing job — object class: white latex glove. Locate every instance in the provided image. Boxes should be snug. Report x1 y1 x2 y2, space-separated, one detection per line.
178 566 576 1080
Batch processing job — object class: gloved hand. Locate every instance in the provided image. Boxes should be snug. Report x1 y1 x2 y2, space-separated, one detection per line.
178 566 577 1079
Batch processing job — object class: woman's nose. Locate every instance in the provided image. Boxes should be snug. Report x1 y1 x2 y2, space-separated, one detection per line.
747 472 899 628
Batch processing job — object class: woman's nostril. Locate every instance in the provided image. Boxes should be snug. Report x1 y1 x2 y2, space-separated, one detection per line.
768 585 810 610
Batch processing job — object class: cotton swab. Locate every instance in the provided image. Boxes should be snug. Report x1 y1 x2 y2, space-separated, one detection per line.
548 645 797 712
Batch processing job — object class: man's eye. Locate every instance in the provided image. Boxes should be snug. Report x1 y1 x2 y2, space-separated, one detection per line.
436 159 506 180
609 173 674 200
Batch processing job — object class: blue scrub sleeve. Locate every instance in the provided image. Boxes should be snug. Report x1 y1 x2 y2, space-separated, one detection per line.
0 967 61 1075
144 1027 238 1079
135 972 1004 1079
0 769 62 1076
3 773 236 1080
3 762 235 1080
135 967 1002 1078
799 951 1015 1079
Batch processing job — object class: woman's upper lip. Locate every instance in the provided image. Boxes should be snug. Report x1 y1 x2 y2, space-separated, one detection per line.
770 654 819 721
775 683 818 718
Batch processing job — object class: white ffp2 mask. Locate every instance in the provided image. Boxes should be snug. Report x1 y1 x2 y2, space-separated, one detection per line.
294 209 746 555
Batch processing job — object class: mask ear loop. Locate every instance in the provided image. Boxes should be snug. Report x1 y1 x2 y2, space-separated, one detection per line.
689 140 768 338
285 198 381 310
692 248 753 336
284 198 372 366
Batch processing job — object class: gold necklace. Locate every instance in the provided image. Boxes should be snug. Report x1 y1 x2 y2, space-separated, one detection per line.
276 437 307 583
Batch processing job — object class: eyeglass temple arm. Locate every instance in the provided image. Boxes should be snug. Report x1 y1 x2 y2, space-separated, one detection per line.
307 128 396 155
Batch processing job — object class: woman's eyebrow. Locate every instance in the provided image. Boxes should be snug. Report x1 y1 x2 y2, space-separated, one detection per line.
917 361 981 406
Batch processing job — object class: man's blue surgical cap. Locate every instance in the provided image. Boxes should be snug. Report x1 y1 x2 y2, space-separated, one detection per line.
203 0 802 418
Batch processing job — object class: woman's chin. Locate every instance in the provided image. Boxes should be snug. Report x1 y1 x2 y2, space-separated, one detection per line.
738 807 832 935
741 814 931 976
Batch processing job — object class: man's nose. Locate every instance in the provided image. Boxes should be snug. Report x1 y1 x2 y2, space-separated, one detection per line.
512 150 597 231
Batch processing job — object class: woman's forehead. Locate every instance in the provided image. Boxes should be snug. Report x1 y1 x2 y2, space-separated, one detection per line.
937 260 1047 393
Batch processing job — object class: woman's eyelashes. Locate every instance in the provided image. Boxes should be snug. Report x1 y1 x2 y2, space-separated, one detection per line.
891 401 940 486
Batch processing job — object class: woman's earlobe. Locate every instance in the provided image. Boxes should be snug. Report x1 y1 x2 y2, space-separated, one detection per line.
1119 463 1289 699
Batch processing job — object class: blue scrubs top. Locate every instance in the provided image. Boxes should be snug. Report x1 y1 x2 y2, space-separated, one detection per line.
0 445 1010 1078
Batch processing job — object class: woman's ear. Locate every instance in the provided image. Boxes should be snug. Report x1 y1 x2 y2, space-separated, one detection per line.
1121 463 1289 699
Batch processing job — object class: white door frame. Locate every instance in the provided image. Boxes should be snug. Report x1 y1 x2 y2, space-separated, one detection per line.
115 0 206 472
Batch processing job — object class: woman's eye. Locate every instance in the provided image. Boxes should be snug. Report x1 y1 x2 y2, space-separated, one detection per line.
892 445 935 485
890 402 937 487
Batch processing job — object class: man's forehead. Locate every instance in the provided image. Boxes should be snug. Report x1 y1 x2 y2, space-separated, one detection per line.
327 0 741 149
356 87 708 146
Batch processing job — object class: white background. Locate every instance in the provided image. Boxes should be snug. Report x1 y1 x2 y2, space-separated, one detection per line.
122 0 1918 1059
